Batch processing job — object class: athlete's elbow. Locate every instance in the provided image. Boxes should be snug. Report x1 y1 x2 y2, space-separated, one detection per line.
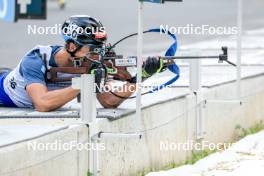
34 101 56 112
97 93 123 109
35 105 51 112
100 101 120 109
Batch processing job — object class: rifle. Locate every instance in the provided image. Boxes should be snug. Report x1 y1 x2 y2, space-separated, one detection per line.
46 28 236 96
47 45 233 78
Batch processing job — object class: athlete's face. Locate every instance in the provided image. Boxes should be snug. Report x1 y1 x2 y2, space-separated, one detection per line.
77 46 104 62
74 45 90 58
67 42 101 62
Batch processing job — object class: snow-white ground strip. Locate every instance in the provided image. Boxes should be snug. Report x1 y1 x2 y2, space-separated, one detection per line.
146 130 264 176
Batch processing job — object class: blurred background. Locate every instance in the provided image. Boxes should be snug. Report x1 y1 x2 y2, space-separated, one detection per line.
0 0 263 68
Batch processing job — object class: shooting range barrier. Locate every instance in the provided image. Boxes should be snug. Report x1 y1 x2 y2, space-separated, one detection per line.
1 64 264 176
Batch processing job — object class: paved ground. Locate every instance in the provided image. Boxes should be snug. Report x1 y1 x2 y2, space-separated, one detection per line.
0 0 264 68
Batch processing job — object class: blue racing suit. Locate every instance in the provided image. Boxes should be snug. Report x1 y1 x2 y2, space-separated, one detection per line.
0 45 66 108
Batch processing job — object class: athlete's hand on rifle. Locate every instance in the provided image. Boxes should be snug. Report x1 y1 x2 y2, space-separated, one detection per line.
104 47 117 58
142 56 164 78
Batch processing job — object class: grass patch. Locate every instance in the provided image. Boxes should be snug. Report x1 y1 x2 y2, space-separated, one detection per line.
136 168 153 176
184 149 216 165
87 171 93 176
235 120 264 140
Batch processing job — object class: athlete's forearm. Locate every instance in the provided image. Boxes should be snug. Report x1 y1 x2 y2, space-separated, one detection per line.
39 87 80 111
97 82 136 108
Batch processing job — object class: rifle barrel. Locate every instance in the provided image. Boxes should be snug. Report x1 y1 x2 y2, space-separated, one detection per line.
161 56 221 60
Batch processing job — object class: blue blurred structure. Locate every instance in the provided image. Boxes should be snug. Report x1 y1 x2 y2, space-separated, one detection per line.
0 0 46 22
0 0 15 22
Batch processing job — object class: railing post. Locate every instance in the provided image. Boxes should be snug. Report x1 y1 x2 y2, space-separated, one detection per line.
72 74 96 123
236 0 243 99
72 74 98 175
136 0 144 131
189 59 204 139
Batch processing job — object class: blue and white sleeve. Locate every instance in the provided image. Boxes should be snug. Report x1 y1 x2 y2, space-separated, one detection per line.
20 52 47 87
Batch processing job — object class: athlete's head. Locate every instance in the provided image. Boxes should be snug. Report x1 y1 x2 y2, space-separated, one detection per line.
61 15 107 58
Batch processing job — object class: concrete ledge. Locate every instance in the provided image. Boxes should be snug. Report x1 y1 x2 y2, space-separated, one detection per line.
0 125 68 148
0 125 89 176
